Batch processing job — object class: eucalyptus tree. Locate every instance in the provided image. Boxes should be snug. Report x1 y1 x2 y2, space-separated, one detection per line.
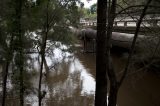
0 0 17 105
0 0 81 105
106 0 153 106
30 0 82 106
0 18 12 106
95 0 153 106
11 0 25 105
0 0 37 106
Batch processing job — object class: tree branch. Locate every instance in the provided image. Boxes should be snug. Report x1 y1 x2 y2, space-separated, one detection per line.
116 5 160 16
118 0 153 86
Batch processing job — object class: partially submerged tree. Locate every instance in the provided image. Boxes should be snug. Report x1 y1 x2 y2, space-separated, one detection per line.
11 0 25 105
0 0 19 105
95 0 153 106
95 0 108 106
31 0 82 105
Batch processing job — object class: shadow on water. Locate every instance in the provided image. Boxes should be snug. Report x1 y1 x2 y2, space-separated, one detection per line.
0 41 160 106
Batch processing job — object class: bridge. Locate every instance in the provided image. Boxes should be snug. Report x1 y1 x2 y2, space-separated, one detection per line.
75 28 145 53
76 18 160 53
80 17 160 34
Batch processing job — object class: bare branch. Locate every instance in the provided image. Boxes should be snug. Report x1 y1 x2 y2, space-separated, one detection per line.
116 5 160 16
118 0 153 86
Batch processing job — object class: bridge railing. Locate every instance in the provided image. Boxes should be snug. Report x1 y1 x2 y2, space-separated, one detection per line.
114 18 160 27
80 18 160 27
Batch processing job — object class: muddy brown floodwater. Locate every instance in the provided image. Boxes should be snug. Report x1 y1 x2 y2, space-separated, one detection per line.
0 42 160 106
77 51 160 106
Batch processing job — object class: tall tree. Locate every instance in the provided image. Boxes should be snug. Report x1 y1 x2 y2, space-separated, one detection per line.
0 0 15 105
106 0 117 106
107 0 153 106
13 0 24 105
95 0 108 106
36 0 81 105
38 0 50 105
95 0 153 106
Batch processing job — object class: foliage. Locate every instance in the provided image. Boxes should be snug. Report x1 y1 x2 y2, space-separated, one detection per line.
79 4 97 20
90 3 97 14
0 0 82 105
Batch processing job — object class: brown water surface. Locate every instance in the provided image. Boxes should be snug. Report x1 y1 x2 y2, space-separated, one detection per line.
0 43 160 106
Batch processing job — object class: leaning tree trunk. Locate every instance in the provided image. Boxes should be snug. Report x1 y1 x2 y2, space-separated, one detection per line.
119 0 153 86
38 1 49 106
95 0 108 106
38 30 48 106
107 0 153 106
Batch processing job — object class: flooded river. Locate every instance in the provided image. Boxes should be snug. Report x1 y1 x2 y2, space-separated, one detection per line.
0 42 160 106
76 51 160 106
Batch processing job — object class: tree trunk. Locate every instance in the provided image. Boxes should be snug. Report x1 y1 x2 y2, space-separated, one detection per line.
95 0 108 106
38 26 49 106
119 0 153 86
108 82 118 106
19 53 24 106
15 0 24 105
108 60 119 106
2 61 9 106
44 57 49 73
107 0 153 106
106 0 152 106
106 0 118 106
1 5 14 104
38 1 50 106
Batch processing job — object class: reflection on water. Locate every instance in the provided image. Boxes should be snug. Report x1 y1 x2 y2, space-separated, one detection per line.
0 41 160 106
25 42 95 106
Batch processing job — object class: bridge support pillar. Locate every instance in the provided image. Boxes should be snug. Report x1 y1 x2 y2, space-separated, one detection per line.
124 22 127 27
